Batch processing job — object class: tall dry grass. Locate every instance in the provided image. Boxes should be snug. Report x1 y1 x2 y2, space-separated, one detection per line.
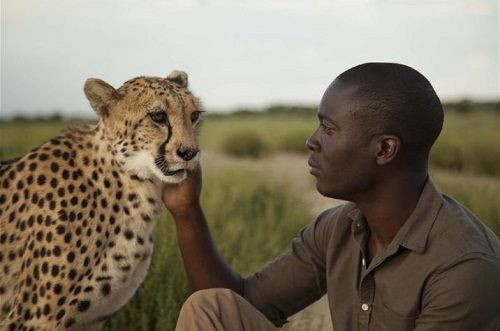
0 109 498 330
103 167 312 330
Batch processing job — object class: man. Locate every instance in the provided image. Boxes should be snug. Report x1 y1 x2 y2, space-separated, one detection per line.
163 63 500 330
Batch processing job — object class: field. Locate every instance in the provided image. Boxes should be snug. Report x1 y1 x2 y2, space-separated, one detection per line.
0 106 499 330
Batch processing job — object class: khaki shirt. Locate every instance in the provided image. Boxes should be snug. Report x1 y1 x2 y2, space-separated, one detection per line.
243 179 500 330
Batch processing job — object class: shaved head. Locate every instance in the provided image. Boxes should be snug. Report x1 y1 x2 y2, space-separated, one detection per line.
333 62 444 154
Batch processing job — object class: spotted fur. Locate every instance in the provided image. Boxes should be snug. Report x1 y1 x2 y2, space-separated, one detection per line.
0 71 203 330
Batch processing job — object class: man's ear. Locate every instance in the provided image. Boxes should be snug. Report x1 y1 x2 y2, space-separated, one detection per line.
166 70 188 88
84 78 118 118
375 134 400 165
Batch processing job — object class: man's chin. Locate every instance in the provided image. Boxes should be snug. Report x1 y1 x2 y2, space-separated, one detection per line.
315 183 331 197
315 182 343 199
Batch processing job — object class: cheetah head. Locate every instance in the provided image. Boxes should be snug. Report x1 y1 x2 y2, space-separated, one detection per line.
83 70 203 184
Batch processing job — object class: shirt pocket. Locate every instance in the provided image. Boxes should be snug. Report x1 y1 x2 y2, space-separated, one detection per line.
372 302 418 331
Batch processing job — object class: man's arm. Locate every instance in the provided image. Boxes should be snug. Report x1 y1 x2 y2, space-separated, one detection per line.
164 165 335 326
415 253 500 331
162 166 244 294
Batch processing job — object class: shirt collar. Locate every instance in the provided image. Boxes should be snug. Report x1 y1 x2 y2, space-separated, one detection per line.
347 177 444 254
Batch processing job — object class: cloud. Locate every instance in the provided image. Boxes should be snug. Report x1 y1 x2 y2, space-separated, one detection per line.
1 0 498 117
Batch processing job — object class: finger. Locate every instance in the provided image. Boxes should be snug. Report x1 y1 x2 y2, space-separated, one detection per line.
162 180 182 193
187 163 202 179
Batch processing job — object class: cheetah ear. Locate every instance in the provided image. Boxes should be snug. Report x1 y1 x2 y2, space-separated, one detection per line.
84 78 118 118
166 70 188 88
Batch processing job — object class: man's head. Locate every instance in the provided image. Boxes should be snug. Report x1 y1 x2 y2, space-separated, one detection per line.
307 63 444 200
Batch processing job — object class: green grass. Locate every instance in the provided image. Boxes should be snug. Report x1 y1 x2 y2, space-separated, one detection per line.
201 111 500 177
2 111 498 177
0 119 89 160
199 113 317 154
1 110 498 330
102 168 498 331
430 111 500 176
103 167 312 330
221 130 269 158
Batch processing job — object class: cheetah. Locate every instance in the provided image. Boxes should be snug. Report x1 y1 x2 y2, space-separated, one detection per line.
0 70 203 330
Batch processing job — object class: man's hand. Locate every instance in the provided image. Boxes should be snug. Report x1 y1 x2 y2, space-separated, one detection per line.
161 164 244 292
162 165 202 218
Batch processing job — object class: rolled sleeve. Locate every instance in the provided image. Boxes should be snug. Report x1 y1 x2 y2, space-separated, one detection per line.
415 253 500 331
243 208 339 326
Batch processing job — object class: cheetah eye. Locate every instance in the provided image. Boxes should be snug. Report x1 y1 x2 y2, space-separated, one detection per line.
149 111 167 124
190 111 203 123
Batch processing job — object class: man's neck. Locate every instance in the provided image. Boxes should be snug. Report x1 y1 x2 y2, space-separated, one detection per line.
355 172 428 248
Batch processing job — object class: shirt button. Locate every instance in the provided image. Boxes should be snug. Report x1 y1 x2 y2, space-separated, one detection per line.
361 303 369 311
362 258 366 266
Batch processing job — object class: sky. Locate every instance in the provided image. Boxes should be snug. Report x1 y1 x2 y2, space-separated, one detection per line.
0 0 498 118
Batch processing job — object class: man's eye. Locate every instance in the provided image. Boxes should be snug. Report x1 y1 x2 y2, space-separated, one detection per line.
320 123 334 134
150 112 167 124
191 111 202 123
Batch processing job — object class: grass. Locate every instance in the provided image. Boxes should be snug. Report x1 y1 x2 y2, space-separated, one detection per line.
199 113 317 154
202 111 500 178
2 111 498 177
1 112 497 233
429 111 500 176
221 130 269 158
0 119 89 160
102 167 498 331
103 167 312 330
0 109 498 329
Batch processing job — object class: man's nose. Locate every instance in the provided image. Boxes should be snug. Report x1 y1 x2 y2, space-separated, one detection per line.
176 147 199 161
306 129 320 152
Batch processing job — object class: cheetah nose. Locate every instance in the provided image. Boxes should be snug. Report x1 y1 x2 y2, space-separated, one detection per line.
176 147 199 161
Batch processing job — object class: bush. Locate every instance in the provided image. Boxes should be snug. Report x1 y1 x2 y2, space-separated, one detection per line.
430 139 465 172
277 128 311 153
221 131 268 158
430 111 500 176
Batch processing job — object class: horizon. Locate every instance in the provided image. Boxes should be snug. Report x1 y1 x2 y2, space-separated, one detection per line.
1 99 498 121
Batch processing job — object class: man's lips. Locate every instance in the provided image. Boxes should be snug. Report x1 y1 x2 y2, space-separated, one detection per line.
308 157 321 174
308 157 320 168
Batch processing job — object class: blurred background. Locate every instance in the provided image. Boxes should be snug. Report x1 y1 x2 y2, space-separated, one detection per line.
1 1 499 330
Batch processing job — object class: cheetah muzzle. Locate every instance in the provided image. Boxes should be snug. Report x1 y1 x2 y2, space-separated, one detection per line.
0 70 203 330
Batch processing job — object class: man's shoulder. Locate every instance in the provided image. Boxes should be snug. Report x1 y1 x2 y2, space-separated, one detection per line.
308 202 358 244
314 202 357 226
429 193 499 263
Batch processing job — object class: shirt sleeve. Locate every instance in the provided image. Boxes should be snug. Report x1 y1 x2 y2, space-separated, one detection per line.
242 207 341 327
415 253 500 331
